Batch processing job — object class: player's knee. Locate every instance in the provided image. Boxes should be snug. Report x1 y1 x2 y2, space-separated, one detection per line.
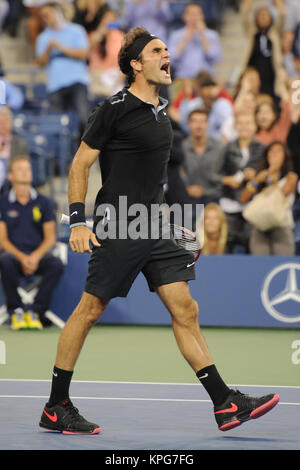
85 305 104 326
75 293 107 326
172 298 199 327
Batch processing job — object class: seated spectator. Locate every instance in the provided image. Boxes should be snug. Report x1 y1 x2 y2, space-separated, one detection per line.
168 3 222 81
211 111 265 250
181 109 223 205
0 156 64 330
0 106 29 192
121 0 172 44
176 73 233 139
196 203 228 255
255 99 292 145
240 141 298 255
36 2 90 131
240 0 286 100
72 0 109 34
89 8 124 97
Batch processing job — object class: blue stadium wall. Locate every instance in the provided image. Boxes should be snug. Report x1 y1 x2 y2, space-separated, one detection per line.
1 247 300 329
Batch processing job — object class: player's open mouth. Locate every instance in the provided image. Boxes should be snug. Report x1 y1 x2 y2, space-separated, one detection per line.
160 62 170 77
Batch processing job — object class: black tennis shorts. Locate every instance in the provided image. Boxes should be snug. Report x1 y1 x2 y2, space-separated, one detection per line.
84 227 196 300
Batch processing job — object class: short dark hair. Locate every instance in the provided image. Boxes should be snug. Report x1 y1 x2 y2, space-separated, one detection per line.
118 26 150 86
188 108 209 120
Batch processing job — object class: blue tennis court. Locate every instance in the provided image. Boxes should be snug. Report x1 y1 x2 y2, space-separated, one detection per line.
0 379 299 450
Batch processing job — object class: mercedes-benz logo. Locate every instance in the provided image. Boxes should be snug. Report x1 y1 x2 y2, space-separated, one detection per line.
261 263 300 323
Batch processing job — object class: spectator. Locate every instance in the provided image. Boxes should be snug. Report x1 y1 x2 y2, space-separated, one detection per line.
0 106 29 191
181 108 223 205
233 66 262 101
168 3 222 80
177 72 233 139
255 99 292 145
35 1 90 131
0 155 64 330
282 30 300 77
287 92 300 191
0 0 9 33
72 0 109 34
240 141 298 255
196 202 228 255
89 8 125 97
211 111 265 251
121 0 172 44
23 1 75 46
221 89 257 142
240 0 286 100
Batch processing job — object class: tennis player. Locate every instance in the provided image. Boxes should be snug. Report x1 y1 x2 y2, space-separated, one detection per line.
39 27 279 435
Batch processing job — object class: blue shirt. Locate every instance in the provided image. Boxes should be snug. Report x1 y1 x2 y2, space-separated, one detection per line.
121 0 173 44
179 96 233 139
168 27 222 78
0 188 56 253
35 22 89 93
2 80 25 111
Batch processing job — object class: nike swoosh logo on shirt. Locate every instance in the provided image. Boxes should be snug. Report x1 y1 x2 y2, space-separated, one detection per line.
187 262 195 268
43 409 58 422
214 403 238 415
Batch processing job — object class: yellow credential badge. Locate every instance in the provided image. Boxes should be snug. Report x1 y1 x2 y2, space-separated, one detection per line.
32 206 42 222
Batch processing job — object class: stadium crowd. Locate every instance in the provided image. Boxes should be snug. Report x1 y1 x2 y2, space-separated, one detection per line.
0 0 300 329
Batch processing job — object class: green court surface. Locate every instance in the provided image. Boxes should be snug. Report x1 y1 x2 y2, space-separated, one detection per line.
0 325 299 386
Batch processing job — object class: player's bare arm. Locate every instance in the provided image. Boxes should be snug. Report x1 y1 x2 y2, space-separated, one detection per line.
68 141 101 253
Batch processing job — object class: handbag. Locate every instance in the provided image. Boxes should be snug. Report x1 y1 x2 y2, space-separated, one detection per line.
242 184 288 231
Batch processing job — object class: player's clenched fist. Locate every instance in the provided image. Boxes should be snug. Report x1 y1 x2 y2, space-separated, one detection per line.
69 225 101 253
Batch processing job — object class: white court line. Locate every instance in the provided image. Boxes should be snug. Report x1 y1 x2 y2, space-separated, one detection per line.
0 395 299 405
0 378 299 389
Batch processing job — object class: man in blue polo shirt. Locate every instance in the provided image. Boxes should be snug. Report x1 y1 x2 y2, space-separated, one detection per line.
35 2 90 131
0 156 64 330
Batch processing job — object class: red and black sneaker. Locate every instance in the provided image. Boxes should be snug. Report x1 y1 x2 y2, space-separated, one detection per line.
214 389 280 432
39 399 101 435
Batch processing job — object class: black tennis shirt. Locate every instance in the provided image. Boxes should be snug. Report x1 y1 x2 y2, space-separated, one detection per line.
82 87 173 218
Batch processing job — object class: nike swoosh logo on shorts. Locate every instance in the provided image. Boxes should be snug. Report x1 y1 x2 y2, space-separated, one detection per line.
214 403 238 415
43 409 58 422
187 262 195 268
